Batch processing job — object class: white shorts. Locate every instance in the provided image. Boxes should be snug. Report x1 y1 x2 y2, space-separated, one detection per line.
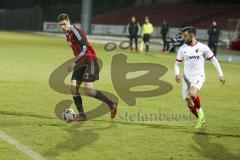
182 74 205 99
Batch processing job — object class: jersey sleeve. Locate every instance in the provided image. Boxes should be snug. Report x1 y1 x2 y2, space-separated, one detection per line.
71 26 88 47
71 26 89 62
176 47 183 62
204 45 215 60
211 56 224 76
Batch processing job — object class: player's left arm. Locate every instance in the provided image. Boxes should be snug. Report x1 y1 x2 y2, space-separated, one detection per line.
206 47 225 84
175 47 183 83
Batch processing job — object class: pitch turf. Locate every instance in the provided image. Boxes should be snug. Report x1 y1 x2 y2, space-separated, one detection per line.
0 31 239 160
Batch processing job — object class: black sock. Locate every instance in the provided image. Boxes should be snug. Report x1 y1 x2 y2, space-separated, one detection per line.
73 94 84 113
94 91 114 108
146 45 149 52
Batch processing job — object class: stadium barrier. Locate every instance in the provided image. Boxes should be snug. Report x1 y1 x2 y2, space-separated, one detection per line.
43 22 232 43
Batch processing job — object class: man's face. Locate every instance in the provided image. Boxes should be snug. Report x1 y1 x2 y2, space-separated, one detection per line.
213 21 217 26
145 18 149 23
58 19 71 32
183 31 193 45
131 17 136 23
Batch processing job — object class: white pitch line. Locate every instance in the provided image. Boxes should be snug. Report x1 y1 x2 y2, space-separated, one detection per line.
0 130 45 160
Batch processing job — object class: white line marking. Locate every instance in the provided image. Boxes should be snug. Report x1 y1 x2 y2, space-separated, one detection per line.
0 130 45 160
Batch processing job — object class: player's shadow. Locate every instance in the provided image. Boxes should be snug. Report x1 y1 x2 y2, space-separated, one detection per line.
192 129 240 160
43 121 116 158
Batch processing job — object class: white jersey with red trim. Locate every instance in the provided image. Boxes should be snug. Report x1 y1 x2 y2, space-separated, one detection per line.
176 42 214 79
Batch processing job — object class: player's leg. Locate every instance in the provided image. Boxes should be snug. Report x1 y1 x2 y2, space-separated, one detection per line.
71 80 87 121
163 37 167 51
213 43 217 56
83 82 112 107
134 36 138 51
185 97 198 118
166 40 170 51
71 80 83 112
182 76 198 117
71 66 87 121
145 34 150 53
83 82 117 119
208 42 216 56
189 86 198 101
183 75 204 126
188 86 202 116
143 34 149 53
189 86 205 128
83 61 117 119
189 85 202 112
143 34 147 49
129 36 133 50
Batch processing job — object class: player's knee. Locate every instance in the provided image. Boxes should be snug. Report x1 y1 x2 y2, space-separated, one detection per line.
84 87 97 97
84 87 93 96
189 90 197 99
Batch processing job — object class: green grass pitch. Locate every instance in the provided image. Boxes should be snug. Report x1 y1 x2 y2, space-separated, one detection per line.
0 31 239 160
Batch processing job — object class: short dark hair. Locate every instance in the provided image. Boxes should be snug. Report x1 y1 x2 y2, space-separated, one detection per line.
57 13 69 22
180 26 196 35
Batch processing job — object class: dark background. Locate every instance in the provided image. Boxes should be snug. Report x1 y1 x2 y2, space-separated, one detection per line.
0 0 239 30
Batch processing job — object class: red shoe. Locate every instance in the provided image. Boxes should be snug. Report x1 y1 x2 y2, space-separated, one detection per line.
75 112 87 121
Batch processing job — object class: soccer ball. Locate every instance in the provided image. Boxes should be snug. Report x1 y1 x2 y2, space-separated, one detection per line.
62 108 76 122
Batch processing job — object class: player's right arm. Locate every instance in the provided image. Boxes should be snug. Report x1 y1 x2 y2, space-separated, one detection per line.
175 47 183 83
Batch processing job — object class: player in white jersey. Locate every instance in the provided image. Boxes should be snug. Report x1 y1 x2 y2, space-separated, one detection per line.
174 26 225 128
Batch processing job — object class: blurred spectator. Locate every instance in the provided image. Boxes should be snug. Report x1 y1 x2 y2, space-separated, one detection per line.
208 21 220 56
169 31 184 52
161 20 169 52
127 16 141 52
141 16 153 53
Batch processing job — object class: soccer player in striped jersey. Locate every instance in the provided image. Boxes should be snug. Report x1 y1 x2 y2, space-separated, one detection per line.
57 13 117 121
175 26 225 128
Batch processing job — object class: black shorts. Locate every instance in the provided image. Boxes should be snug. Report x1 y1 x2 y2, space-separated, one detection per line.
143 34 150 43
71 61 99 82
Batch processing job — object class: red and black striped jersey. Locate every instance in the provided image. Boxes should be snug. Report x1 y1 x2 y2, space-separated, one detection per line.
66 25 96 66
